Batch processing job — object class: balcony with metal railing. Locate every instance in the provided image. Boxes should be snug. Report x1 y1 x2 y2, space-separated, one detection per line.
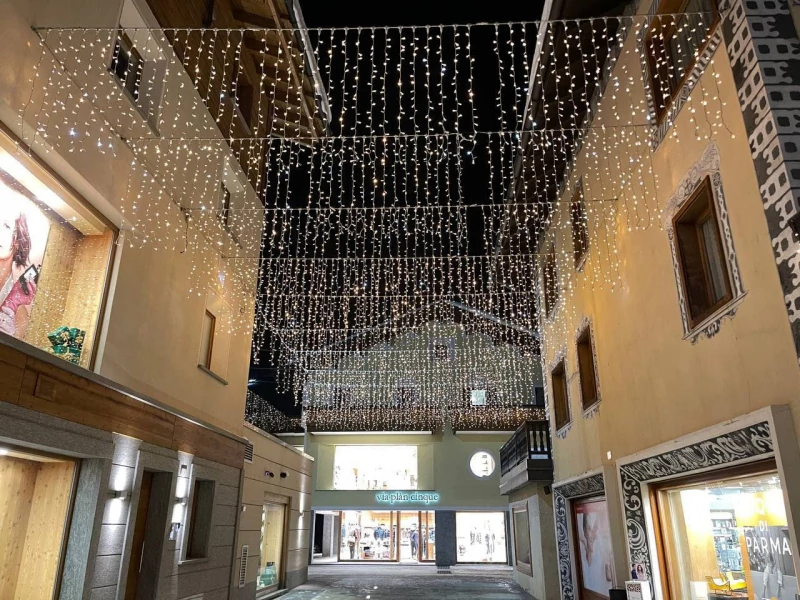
499 420 553 495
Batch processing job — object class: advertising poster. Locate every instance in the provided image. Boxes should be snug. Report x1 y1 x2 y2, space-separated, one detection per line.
737 490 797 600
0 170 50 340
575 498 614 598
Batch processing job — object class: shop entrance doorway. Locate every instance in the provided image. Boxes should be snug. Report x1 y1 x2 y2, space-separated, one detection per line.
337 510 435 563
398 512 419 562
258 502 287 593
125 471 153 600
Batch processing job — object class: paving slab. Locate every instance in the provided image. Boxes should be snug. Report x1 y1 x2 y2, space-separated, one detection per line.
283 565 535 599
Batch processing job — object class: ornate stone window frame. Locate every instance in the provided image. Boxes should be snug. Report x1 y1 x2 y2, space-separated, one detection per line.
637 1 728 151
574 317 602 419
553 471 607 600
664 142 745 343
616 410 784 587
547 349 572 439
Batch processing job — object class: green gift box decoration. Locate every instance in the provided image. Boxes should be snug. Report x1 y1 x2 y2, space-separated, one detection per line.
47 326 85 364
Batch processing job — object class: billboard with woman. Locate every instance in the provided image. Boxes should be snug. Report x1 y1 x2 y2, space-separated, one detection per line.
0 171 50 341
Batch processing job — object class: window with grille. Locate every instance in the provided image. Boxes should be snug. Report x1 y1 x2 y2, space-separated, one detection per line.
110 32 143 102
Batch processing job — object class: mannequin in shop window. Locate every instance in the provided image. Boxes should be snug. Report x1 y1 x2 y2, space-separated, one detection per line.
0 183 38 339
374 523 388 558
410 525 419 559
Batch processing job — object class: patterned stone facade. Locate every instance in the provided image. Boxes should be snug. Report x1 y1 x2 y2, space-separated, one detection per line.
722 0 800 362
553 473 606 600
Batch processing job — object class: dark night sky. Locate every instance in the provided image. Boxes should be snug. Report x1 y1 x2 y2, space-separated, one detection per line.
249 0 547 416
296 1 545 29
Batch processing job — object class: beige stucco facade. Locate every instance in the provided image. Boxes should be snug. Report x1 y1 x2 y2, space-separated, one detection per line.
305 429 510 511
231 424 314 598
538 0 800 485
0 0 261 436
528 1 800 598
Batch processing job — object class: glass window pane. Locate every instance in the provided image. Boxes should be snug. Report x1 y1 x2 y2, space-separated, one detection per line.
470 451 496 478
701 217 728 304
659 472 794 600
199 312 214 368
399 511 420 562
422 511 436 562
0 139 114 368
456 512 508 564
258 503 285 590
333 446 418 490
339 510 394 561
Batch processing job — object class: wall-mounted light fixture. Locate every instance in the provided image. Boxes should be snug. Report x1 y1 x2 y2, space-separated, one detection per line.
265 470 274 478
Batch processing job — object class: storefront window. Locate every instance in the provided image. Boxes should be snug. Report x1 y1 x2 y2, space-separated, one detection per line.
340 510 396 561
457 511 507 563
336 510 435 563
258 502 286 592
655 466 794 600
574 497 614 599
0 130 114 368
0 446 77 598
333 445 417 490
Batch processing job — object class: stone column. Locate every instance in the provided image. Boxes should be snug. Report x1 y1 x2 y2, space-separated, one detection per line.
322 513 334 557
434 510 457 568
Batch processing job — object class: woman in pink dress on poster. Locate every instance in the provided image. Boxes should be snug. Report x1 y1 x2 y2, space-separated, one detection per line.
0 185 40 339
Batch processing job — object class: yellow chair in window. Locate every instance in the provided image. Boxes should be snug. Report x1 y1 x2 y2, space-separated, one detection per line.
725 572 747 592
706 576 731 594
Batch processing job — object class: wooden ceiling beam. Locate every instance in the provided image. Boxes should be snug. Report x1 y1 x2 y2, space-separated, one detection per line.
231 8 291 30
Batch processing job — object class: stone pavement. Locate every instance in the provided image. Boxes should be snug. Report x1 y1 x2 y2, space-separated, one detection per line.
282 565 535 599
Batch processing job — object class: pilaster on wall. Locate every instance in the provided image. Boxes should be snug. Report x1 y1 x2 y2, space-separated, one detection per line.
722 0 800 361
86 434 142 599
434 510 457 568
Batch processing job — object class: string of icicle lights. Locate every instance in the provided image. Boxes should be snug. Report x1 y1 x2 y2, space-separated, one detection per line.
23 10 733 426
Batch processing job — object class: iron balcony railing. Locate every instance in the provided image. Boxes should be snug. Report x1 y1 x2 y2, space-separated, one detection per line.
499 420 552 476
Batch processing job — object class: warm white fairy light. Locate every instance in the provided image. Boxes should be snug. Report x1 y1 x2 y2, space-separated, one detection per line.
19 12 729 428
